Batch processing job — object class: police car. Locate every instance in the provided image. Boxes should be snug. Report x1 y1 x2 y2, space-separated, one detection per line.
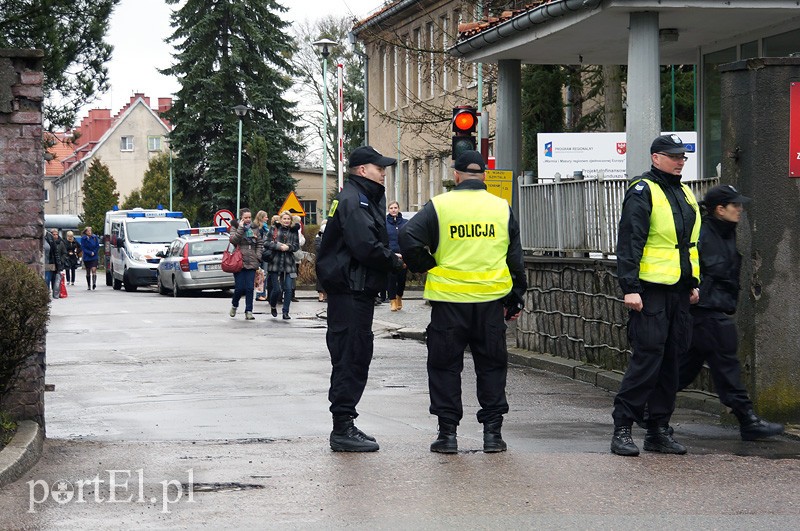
156 226 234 296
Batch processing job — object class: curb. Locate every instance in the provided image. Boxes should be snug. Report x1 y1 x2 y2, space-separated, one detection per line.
0 420 43 488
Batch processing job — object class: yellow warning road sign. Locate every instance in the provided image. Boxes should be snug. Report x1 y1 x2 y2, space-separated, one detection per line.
277 191 306 216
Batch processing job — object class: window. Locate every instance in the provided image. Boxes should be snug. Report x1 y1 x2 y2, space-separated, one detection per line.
428 22 435 98
402 35 410 106
415 28 422 99
381 46 388 110
300 200 317 225
441 16 449 93
120 136 134 151
44 188 49 202
148 136 162 151
740 40 759 59
428 158 435 201
454 11 463 88
702 47 737 178
763 28 800 57
393 45 400 110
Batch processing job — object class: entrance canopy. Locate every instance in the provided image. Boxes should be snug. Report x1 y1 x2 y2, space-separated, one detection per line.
451 0 800 65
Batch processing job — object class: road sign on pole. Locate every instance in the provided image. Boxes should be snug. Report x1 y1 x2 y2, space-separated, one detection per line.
214 209 235 229
277 192 306 217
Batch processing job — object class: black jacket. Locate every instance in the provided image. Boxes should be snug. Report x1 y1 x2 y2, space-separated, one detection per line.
398 179 527 307
695 215 741 314
616 167 699 294
316 174 403 294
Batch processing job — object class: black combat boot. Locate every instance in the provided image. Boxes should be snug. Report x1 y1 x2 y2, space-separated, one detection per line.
611 425 640 456
430 420 457 454
643 425 687 454
736 410 784 441
483 419 507 453
330 415 379 452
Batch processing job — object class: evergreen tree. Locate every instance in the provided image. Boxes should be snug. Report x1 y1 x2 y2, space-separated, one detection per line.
120 153 201 224
0 0 118 129
661 65 696 132
80 159 118 233
161 0 301 221
246 134 273 215
521 65 564 174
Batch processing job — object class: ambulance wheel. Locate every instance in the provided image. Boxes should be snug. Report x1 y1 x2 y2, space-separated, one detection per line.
112 273 122 291
106 271 112 286
123 271 137 292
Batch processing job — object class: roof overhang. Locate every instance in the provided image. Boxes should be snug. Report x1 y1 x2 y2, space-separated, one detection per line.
451 0 800 65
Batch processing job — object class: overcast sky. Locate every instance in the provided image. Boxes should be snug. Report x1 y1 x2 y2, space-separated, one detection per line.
80 0 382 119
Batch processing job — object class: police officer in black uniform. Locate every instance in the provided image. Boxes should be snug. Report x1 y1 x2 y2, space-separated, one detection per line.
316 146 405 452
399 151 527 453
678 184 784 440
612 134 701 456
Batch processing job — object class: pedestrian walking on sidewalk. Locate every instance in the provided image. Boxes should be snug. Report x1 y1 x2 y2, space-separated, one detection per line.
80 226 100 290
265 211 300 319
611 134 700 457
64 230 81 285
385 201 407 311
678 184 783 441
228 208 264 321
316 146 405 452
399 150 527 454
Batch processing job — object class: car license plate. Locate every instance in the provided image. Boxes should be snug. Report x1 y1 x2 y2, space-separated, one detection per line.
205 264 221 271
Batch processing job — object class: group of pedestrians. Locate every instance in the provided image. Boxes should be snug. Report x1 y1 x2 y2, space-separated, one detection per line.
611 134 783 457
43 226 101 298
228 209 302 321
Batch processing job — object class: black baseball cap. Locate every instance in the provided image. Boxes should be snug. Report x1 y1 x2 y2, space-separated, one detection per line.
452 150 486 173
348 146 397 168
650 134 688 154
703 184 752 208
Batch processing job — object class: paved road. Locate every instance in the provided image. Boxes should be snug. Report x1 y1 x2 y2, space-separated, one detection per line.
0 285 799 529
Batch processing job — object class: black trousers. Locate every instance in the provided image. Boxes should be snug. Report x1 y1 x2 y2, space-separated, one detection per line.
678 309 752 414
327 291 376 417
613 286 692 427
386 269 407 300
427 299 509 425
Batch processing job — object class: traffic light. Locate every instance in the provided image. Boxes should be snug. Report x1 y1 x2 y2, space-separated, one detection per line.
451 106 478 160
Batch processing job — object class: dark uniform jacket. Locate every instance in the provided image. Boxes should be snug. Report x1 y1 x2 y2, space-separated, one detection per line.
316 174 403 294
616 167 699 294
695 215 741 314
398 179 527 307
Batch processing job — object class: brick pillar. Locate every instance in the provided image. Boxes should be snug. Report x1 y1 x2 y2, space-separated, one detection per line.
0 48 46 428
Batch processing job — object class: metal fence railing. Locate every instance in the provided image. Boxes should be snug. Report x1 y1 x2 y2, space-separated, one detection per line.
518 173 719 255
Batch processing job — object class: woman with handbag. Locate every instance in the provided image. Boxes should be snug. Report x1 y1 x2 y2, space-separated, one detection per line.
227 208 264 320
266 210 300 319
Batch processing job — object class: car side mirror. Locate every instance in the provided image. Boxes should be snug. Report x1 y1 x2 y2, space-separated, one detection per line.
156 250 166 258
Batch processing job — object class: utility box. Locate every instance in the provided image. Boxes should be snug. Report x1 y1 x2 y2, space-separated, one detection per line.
720 57 800 421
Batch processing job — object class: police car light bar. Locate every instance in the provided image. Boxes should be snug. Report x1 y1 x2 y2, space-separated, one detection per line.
127 211 184 218
177 226 228 236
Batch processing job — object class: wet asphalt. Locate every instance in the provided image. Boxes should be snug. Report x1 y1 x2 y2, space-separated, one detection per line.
0 284 798 529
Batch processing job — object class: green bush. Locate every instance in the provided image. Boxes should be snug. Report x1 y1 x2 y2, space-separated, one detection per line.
0 256 50 397
0 411 16 448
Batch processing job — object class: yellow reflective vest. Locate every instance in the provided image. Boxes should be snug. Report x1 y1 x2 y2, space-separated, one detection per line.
424 189 513 302
636 179 700 285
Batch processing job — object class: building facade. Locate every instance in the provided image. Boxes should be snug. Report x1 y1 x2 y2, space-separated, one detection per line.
51 94 172 215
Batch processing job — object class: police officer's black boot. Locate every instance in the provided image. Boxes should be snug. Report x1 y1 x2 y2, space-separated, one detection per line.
643 424 687 454
329 415 379 452
610 425 639 456
736 410 784 441
483 419 507 453
430 420 457 454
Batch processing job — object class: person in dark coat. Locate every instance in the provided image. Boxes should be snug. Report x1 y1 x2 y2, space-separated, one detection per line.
80 226 100 290
265 211 300 319
64 230 81 285
385 201 407 311
228 208 265 320
678 184 783 440
316 146 405 452
47 228 67 298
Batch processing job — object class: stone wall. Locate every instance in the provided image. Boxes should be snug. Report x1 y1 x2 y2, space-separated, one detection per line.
0 49 46 427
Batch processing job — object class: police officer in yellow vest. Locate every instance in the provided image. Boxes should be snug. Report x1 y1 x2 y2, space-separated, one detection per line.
399 150 527 453
612 134 701 457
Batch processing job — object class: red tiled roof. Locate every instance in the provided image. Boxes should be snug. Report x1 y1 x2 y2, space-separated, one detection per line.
44 132 78 177
458 0 550 40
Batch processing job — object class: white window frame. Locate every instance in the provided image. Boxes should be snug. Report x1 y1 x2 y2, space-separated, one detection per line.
381 46 388 111
441 16 449 93
428 22 435 99
415 28 422 100
147 135 162 152
120 136 134 151
455 11 463 88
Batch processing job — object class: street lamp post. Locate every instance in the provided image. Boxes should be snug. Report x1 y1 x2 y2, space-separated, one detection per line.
312 38 338 219
233 105 249 215
167 139 173 211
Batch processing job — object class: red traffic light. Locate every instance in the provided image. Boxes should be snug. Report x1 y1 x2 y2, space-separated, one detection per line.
452 107 478 134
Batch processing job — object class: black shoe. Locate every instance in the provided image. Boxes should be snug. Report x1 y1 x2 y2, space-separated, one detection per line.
643 426 687 454
330 416 379 452
430 421 458 454
611 425 640 456
282 313 291 320
737 410 784 441
483 419 507 453
374 297 383 306
271 307 277 317
291 297 299 302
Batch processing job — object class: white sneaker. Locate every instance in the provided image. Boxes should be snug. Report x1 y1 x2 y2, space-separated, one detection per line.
245 311 254 320
229 307 237 317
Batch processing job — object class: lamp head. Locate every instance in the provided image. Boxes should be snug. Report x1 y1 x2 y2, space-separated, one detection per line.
233 105 249 118
312 38 338 59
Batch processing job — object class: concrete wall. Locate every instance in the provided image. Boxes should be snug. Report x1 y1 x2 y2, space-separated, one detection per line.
0 49 47 427
719 58 800 421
